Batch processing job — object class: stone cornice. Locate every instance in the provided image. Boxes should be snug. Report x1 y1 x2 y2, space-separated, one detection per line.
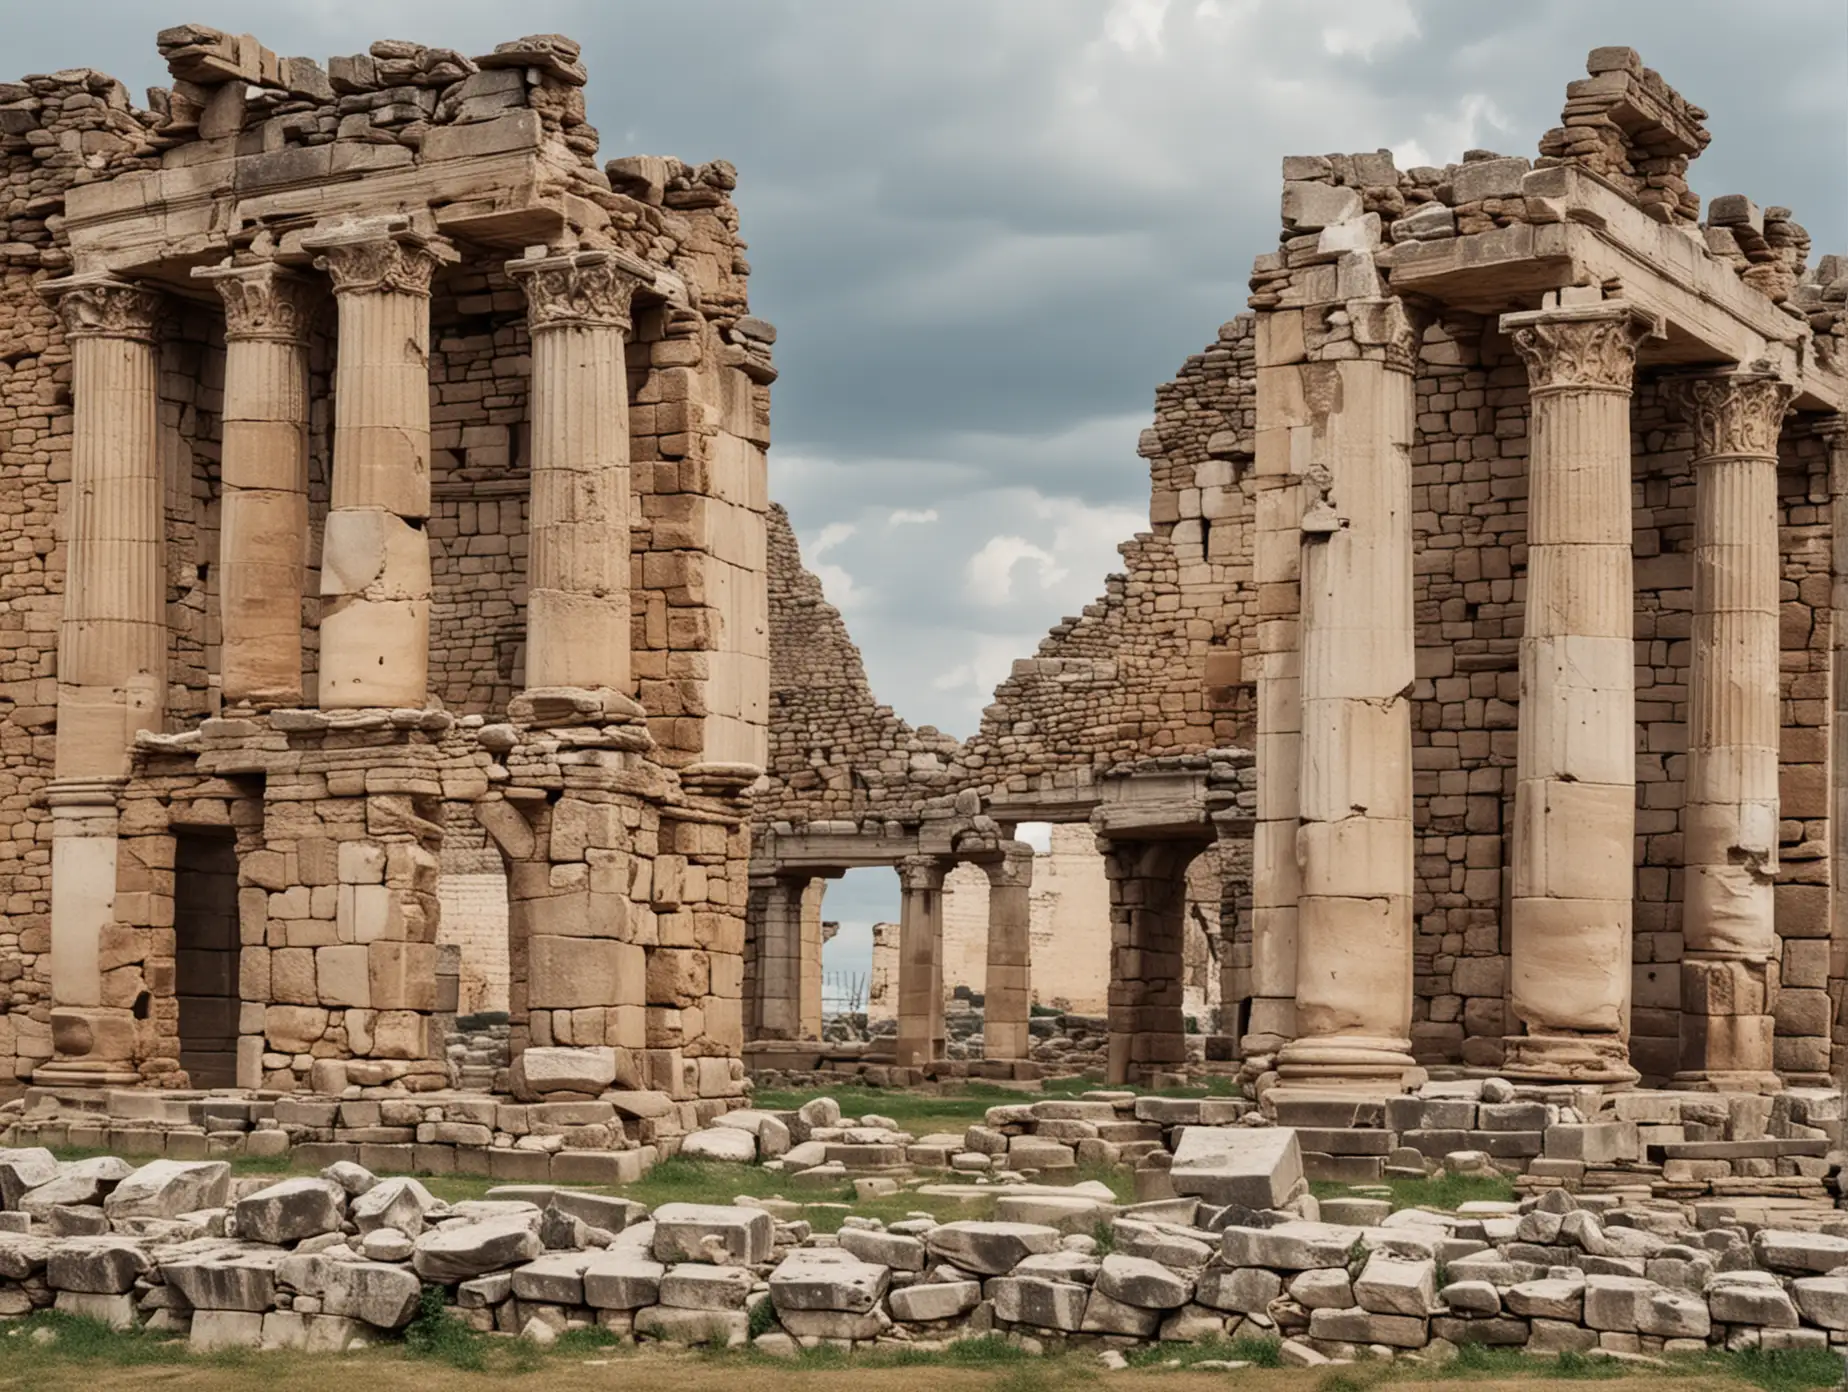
193 262 319 344
39 274 162 343
506 247 657 333
1673 370 1795 462
1500 300 1664 396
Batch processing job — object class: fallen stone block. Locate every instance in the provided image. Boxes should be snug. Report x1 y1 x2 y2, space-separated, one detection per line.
888 1279 982 1321
1220 1220 1361 1271
104 1159 230 1220
235 1177 346 1244
412 1213 544 1282
925 1220 1063 1275
633 1304 748 1346
583 1253 666 1310
1094 1252 1193 1310
651 1203 774 1266
1170 1126 1304 1209
661 1263 755 1310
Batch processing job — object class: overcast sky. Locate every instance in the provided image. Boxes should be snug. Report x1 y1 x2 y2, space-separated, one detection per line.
17 1 1846 974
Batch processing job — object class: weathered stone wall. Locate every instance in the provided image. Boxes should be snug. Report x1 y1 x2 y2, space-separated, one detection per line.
0 27 775 1091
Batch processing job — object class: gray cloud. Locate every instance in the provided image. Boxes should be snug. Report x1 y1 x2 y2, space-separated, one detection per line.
11 0 1844 749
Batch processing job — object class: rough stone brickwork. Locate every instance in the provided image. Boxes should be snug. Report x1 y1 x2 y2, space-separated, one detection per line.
0 24 774 1101
757 46 1848 1092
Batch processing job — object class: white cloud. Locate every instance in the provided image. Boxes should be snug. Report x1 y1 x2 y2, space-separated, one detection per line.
805 522 866 609
888 508 939 527
1392 92 1514 169
966 535 1067 605
1102 0 1172 54
1318 0 1420 60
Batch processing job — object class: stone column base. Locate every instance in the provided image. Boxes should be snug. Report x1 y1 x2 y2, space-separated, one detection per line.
1501 1033 1639 1086
1274 1034 1422 1093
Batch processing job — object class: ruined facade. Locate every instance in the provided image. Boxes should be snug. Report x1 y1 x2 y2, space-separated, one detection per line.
756 48 1848 1094
0 25 774 1109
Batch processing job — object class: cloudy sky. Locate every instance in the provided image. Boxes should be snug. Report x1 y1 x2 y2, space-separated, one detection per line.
18 1 1845 974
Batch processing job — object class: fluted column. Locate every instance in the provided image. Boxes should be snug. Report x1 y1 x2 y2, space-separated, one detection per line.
1275 330 1419 1092
302 218 455 709
1499 294 1662 1084
507 248 653 696
982 844 1034 1061
43 275 166 775
895 854 949 1068
36 274 164 1084
1672 370 1793 1090
195 262 317 709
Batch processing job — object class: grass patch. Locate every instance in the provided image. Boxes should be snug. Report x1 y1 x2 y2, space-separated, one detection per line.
0 1312 194 1368
1721 1345 1848 1392
1312 1172 1516 1212
402 1284 488 1371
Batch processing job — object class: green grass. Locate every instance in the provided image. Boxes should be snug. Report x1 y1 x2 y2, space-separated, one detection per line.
1124 1335 1283 1369
1311 1172 1517 1212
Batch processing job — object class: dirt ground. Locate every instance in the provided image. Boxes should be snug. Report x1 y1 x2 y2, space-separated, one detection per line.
0 1353 1775 1392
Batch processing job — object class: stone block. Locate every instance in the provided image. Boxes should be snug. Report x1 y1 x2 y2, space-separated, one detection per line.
1170 1125 1303 1208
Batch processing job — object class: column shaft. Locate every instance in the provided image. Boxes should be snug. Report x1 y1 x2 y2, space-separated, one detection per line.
1676 372 1793 1089
895 855 947 1068
508 249 650 694
1500 298 1661 1084
197 264 315 708
35 276 164 1084
752 875 810 1040
303 220 453 709
50 280 166 775
1277 352 1418 1091
982 847 1034 1061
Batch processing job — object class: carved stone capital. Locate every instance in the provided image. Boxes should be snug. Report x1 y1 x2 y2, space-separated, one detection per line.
1499 301 1664 396
40 274 162 342
302 217 457 298
193 262 319 343
506 248 656 333
897 854 948 893
1672 370 1794 462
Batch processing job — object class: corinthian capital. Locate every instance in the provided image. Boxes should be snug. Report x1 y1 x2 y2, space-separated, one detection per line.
193 261 319 343
1499 300 1664 396
1672 370 1794 462
506 247 656 333
302 216 457 297
40 274 162 342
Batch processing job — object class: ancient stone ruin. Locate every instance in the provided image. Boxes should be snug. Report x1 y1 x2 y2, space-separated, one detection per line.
3 23 1848 1372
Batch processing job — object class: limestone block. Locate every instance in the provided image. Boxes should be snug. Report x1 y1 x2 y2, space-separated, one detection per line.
315 944 371 1008
1306 1305 1429 1348
888 1279 981 1322
368 939 437 1010
650 1203 773 1265
1196 1266 1283 1314
315 1260 422 1329
1080 1286 1161 1336
235 1177 345 1244
584 1253 665 1309
191 1309 265 1352
1353 1253 1435 1317
104 1159 230 1219
681 1127 756 1162
924 1220 1064 1275
1282 182 1362 232
1219 1221 1361 1271
511 1251 592 1304
46 1237 149 1294
769 1246 891 1314
164 1250 284 1311
411 1213 543 1282
1707 1270 1797 1328
1752 1229 1848 1274
352 1176 440 1236
1505 1276 1585 1320
989 1275 1087 1331
1289 1268 1354 1309
632 1305 748 1346
1792 1277 1848 1329
511 1046 618 1098
0 1148 60 1207
1170 1125 1303 1208
1093 1252 1193 1310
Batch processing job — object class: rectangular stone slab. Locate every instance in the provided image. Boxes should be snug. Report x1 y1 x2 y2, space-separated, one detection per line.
1169 1126 1303 1208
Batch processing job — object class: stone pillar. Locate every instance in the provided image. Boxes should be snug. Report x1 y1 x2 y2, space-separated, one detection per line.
1499 294 1662 1084
35 275 164 1085
1828 422 1848 1086
302 217 455 710
506 248 653 696
982 844 1034 1061
1275 344 1419 1093
749 872 813 1040
42 274 166 775
1244 315 1304 1059
895 855 948 1068
195 262 316 709
1102 838 1190 1085
799 877 828 1038
1673 370 1794 1091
